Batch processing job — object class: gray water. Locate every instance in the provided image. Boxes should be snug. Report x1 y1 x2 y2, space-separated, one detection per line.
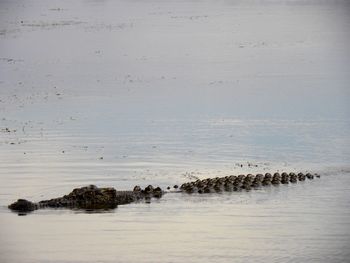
1 0 350 262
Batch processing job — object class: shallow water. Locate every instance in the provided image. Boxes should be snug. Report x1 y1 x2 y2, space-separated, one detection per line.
1 0 350 262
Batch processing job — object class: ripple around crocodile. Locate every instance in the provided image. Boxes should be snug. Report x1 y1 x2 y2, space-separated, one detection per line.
8 172 320 214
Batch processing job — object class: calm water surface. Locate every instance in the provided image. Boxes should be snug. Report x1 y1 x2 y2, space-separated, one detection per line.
1 0 350 262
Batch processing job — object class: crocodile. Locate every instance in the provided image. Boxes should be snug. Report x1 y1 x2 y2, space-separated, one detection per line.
8 185 163 213
8 172 319 213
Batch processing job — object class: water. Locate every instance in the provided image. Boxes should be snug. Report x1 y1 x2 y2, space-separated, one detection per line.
1 0 350 262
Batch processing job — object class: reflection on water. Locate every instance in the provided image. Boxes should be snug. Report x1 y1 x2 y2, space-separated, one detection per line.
1 0 350 262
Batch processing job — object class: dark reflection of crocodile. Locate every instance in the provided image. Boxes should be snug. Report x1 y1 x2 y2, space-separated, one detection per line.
8 172 319 214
